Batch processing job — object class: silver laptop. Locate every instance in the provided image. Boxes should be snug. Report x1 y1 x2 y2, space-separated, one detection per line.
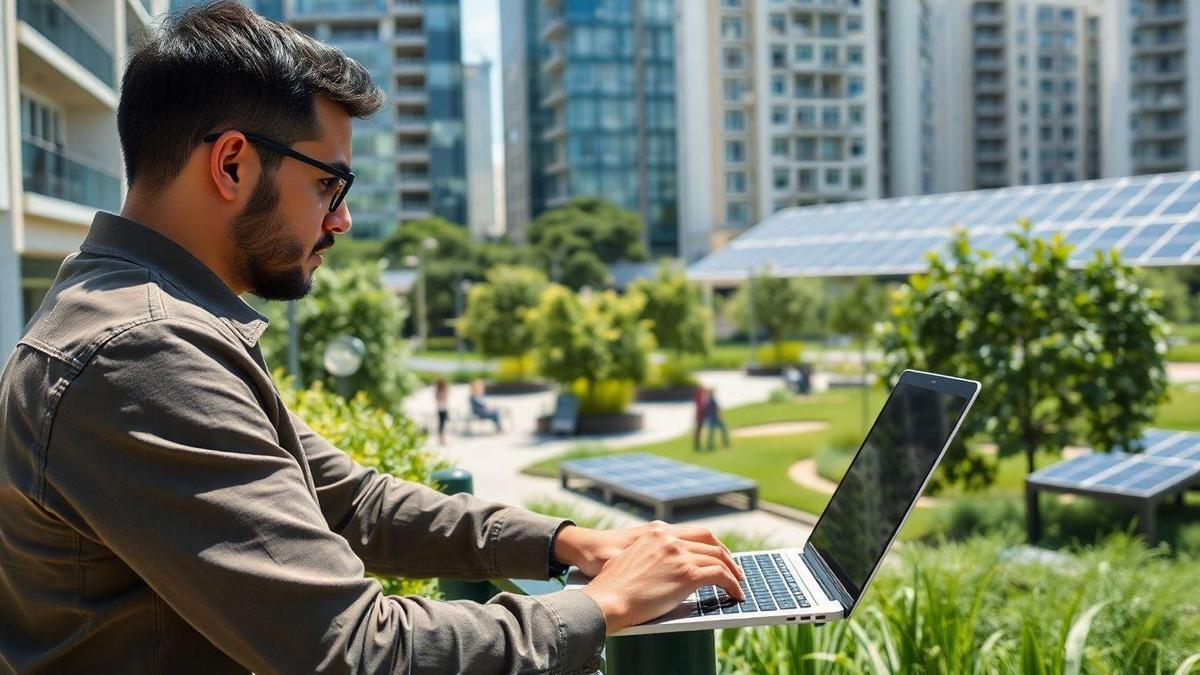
569 369 980 635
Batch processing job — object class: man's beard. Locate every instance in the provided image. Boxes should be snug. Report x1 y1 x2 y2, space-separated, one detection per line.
230 175 330 301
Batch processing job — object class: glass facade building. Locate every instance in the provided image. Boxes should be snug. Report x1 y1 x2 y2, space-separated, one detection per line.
512 0 679 256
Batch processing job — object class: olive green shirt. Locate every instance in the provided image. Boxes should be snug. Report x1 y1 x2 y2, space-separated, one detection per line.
0 213 605 674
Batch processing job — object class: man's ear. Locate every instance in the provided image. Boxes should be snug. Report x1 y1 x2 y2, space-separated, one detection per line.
208 132 250 205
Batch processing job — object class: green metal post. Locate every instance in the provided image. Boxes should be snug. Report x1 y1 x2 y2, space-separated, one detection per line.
433 469 494 603
606 631 716 675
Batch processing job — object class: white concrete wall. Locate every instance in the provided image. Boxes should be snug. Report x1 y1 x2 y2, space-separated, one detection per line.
675 0 716 262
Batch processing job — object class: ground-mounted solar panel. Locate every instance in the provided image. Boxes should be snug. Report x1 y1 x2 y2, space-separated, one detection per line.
560 453 759 520
1025 429 1200 543
689 171 1200 284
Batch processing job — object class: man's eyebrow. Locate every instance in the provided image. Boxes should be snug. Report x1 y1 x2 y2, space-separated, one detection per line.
329 160 351 173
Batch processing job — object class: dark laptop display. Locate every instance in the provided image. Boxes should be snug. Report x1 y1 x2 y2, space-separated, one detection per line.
807 378 973 600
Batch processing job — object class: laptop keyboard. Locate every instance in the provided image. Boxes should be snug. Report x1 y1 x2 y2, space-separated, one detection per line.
691 552 812 617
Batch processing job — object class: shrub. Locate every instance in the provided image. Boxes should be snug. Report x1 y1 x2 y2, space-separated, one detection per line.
645 358 699 388
754 340 804 367
570 378 636 416
496 354 538 383
279 376 446 597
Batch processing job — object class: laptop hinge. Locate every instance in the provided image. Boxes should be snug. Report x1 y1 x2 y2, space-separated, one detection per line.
802 544 855 612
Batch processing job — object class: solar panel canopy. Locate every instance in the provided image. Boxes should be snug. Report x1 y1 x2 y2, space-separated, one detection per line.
560 453 756 502
1026 429 1200 499
689 171 1200 284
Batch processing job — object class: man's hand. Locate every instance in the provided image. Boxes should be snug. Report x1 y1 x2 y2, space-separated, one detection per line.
557 522 745 635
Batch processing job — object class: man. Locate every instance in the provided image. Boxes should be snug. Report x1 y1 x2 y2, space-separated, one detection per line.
0 3 743 673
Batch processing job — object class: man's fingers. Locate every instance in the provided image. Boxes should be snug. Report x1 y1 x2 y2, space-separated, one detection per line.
683 541 743 581
690 564 744 601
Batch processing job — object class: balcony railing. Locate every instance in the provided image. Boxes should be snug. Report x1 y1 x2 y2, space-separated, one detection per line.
291 0 384 15
22 139 121 211
17 0 114 87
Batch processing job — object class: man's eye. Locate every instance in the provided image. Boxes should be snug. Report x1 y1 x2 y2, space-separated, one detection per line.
320 178 340 191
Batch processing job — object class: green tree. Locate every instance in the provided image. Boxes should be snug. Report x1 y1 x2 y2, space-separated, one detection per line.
324 237 384 269
526 197 648 289
877 223 1169 485
380 217 525 337
629 262 713 359
830 276 890 431
459 265 548 379
259 263 417 412
526 285 655 413
1140 267 1195 324
728 274 822 365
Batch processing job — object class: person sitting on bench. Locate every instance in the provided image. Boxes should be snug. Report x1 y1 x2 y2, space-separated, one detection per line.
469 378 503 432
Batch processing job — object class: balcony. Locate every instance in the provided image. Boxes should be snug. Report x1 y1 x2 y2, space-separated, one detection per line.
393 85 426 104
393 0 421 15
541 123 566 142
22 139 121 211
291 0 385 16
17 0 114 87
541 16 565 41
393 28 426 47
541 46 565 74
540 85 567 108
1133 94 1185 112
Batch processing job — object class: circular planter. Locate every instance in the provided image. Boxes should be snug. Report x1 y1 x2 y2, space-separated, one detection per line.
635 384 699 402
744 364 784 377
537 412 645 436
484 380 553 396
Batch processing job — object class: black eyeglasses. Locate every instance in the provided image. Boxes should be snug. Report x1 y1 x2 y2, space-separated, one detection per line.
203 131 354 213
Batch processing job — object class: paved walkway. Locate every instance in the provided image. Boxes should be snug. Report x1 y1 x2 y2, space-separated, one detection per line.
403 370 814 548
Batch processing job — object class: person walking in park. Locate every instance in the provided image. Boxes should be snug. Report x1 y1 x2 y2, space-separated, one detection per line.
434 377 450 445
705 387 731 451
0 4 744 672
693 384 709 450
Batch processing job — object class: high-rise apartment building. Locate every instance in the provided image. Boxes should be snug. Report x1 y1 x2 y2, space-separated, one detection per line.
879 0 937 197
677 0 885 261
463 60 497 239
285 0 467 239
502 0 679 256
1102 0 1200 177
1 0 167 355
933 0 1104 191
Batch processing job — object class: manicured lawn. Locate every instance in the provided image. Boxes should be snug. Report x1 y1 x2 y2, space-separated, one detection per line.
525 384 1200 541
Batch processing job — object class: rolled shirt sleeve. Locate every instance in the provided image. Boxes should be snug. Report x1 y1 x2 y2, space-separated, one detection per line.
45 319 605 674
295 412 572 582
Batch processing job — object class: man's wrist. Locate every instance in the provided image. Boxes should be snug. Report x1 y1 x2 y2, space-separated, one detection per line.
548 522 575 576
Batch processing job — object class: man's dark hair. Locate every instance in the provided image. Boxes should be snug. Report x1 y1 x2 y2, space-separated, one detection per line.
118 0 386 189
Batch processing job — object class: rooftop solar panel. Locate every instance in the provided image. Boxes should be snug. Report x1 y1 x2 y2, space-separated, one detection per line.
689 172 1200 283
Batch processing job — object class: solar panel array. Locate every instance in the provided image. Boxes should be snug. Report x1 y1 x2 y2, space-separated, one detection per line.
689 171 1200 283
560 453 757 502
1027 429 1200 499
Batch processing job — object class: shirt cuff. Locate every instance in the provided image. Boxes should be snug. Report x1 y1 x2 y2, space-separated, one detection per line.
535 589 607 675
492 508 574 579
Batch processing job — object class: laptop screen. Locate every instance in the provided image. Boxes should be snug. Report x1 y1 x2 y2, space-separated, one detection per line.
807 376 973 601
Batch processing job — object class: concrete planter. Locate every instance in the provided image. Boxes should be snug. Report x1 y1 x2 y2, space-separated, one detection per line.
635 385 699 402
744 364 784 376
536 412 645 436
484 380 553 396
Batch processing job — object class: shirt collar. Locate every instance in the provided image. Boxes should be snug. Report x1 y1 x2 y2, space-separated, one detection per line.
80 212 270 347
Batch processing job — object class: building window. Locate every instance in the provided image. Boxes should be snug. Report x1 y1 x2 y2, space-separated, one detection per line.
797 169 815 190
819 14 841 38
846 14 862 33
726 201 749 225
726 170 747 194
723 47 746 70
720 17 744 39
725 140 746 162
846 46 863 66
796 106 816 127
720 0 743 7
825 168 842 186
821 45 839 66
849 137 864 157
848 106 864 126
820 137 842 160
795 44 813 62
847 77 864 98
771 45 787 69
796 137 816 160
849 168 864 190
723 78 746 102
769 13 787 35
771 75 787 96
821 106 840 128
724 109 747 131
20 94 64 145
772 137 790 157
773 168 789 189
771 106 788 125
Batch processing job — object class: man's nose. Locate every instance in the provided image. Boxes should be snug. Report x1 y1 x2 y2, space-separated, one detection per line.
324 200 351 235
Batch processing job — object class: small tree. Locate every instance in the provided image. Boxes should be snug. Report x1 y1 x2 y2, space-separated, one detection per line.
728 273 822 365
830 276 889 430
526 197 648 290
458 265 548 379
877 222 1169 487
259 263 418 412
630 262 713 362
526 285 655 414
